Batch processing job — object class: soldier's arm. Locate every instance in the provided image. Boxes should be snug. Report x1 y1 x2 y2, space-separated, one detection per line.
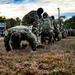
4 30 11 52
24 29 37 51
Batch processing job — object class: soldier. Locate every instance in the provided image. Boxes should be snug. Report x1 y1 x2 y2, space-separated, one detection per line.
40 12 54 44
4 25 40 52
60 23 67 38
22 7 44 46
51 16 61 41
32 21 39 36
22 7 44 26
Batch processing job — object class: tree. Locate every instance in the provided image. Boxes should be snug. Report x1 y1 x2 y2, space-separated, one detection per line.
6 17 21 28
10 18 16 27
6 19 11 29
64 15 75 29
0 16 6 22
15 17 21 25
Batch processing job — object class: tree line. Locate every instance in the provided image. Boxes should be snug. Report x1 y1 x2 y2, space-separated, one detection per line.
0 15 75 29
0 16 21 29
64 15 75 29
6 17 21 29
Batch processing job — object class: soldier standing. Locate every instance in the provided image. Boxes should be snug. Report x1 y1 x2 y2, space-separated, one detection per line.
60 23 67 38
51 16 61 41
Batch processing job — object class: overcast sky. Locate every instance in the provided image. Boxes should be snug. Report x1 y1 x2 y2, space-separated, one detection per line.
0 0 75 20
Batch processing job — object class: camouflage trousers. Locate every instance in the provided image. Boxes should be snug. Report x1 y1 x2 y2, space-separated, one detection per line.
41 31 54 44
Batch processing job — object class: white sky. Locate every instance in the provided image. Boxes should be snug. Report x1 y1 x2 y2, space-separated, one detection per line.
0 0 75 20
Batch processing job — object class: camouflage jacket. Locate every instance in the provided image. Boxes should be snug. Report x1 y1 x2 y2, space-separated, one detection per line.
51 19 61 32
41 17 54 33
22 11 39 26
4 25 38 51
5 26 35 38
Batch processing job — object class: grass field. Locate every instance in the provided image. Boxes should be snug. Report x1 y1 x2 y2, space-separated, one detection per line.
0 37 75 75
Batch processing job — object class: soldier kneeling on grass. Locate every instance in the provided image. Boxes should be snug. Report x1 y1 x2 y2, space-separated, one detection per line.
4 25 43 52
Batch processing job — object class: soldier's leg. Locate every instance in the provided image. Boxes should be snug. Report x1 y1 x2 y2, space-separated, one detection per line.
41 33 44 44
26 31 44 50
48 32 52 44
27 38 36 51
52 32 55 43
57 32 61 41
51 32 54 44
25 32 37 51
43 36 47 44
54 31 57 41
54 31 59 41
48 36 52 44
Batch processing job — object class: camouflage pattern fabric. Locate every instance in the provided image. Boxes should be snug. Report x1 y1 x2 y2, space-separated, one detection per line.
22 10 41 36
4 26 38 51
51 18 61 41
21 8 44 46
22 7 44 26
41 18 53 33
40 17 54 44
22 11 39 26
60 23 67 38
32 19 43 35
32 26 39 36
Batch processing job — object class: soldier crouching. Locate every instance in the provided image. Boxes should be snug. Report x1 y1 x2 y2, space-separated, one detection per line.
40 12 54 44
4 25 39 52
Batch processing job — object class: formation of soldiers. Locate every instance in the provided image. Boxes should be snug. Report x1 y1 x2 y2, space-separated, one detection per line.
4 8 67 52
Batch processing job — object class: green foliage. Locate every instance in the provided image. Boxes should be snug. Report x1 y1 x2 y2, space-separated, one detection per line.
0 16 6 22
10 18 16 27
41 59 50 64
26 55 36 61
15 57 23 63
16 68 32 74
16 68 25 74
52 62 58 68
49 69 69 75
64 15 75 29
71 22 75 28
65 49 71 53
5 17 21 28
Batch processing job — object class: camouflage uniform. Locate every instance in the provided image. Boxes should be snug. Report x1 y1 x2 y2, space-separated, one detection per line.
22 8 44 26
51 16 61 41
41 12 54 44
22 8 44 36
22 11 39 26
60 23 67 38
4 26 38 52
22 8 44 46
32 20 39 36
